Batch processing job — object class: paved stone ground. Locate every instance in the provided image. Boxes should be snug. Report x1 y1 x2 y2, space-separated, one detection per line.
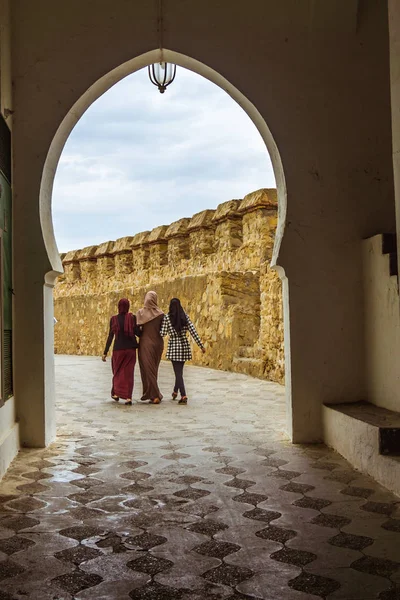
0 356 399 599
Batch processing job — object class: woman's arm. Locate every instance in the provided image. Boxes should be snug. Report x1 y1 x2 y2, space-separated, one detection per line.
102 319 114 359
160 314 170 337
186 315 205 351
133 315 143 337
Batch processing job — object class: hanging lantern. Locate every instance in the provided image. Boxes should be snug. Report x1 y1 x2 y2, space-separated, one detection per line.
148 0 177 93
148 62 177 94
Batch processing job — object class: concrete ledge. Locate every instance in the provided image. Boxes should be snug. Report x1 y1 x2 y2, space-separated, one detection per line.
323 402 400 496
0 421 19 480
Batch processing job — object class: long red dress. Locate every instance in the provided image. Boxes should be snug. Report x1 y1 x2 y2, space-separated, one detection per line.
104 313 140 400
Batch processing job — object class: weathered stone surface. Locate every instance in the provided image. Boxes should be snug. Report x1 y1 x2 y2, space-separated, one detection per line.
95 241 116 278
114 237 135 277
166 218 191 264
238 188 277 212
54 188 284 383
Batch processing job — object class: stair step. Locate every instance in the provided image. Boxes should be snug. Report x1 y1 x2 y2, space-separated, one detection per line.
236 347 255 358
382 233 397 255
323 400 400 495
232 356 264 378
381 234 398 278
381 428 400 455
325 400 400 455
236 346 262 359
389 252 398 277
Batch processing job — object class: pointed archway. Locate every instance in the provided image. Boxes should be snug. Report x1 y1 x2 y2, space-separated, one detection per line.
38 49 290 446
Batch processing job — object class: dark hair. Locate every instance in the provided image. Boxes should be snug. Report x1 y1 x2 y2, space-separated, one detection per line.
169 298 187 333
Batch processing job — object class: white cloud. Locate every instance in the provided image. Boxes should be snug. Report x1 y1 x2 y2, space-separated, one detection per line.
53 66 275 252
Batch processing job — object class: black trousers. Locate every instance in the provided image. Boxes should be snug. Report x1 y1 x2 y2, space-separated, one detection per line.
172 361 186 397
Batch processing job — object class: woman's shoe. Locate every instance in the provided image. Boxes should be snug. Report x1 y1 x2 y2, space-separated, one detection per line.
112 395 119 402
172 391 178 400
178 396 188 405
125 400 132 406
150 397 161 404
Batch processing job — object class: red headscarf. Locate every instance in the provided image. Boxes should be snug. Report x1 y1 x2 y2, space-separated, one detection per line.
111 298 135 338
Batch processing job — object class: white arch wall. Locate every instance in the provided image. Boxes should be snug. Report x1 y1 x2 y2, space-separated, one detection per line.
39 49 291 443
11 0 395 449
41 50 287 275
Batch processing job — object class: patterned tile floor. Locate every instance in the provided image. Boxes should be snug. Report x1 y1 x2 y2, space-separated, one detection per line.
0 355 399 599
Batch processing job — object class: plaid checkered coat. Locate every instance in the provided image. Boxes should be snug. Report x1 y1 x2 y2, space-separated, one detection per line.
160 313 204 361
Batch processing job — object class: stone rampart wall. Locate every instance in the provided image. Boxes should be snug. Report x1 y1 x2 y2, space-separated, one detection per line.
54 189 285 383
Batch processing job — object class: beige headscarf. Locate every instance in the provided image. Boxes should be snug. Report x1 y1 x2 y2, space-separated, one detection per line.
136 291 164 325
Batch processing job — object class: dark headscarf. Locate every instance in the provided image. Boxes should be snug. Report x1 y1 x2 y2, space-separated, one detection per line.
118 298 130 314
111 298 135 338
169 298 187 333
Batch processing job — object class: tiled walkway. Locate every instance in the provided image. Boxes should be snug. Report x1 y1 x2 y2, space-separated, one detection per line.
0 356 399 599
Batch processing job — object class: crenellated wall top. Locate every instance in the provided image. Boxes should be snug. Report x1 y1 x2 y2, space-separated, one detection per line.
58 188 277 285
212 199 241 223
165 218 190 239
187 209 216 232
238 188 277 213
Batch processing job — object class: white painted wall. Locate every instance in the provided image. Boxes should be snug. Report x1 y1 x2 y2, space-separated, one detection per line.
0 398 19 478
9 1 396 448
363 235 400 412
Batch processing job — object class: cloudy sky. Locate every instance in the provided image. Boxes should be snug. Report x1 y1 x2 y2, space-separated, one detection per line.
53 66 275 253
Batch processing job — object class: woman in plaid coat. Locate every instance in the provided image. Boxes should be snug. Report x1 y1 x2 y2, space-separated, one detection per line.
160 298 205 404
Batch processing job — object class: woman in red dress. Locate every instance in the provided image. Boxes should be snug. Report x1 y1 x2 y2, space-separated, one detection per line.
102 298 141 405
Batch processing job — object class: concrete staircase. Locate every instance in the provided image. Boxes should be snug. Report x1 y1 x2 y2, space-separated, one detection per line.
323 232 400 496
382 232 398 278
323 401 400 496
232 345 265 378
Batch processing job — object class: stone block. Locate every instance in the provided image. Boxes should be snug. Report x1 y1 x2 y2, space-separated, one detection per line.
95 241 115 278
63 249 80 263
76 245 98 280
212 200 243 252
165 218 190 239
168 236 190 264
95 240 115 257
190 229 215 257
166 218 190 264
77 245 98 260
63 250 81 282
148 225 168 243
188 209 216 231
238 188 277 213
63 262 81 282
131 232 150 270
148 226 168 267
114 237 135 276
215 220 243 252
212 199 241 222
188 210 216 259
131 231 150 248
113 236 134 254
115 253 133 276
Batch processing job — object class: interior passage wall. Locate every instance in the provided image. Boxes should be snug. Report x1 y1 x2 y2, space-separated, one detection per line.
54 189 284 383
362 235 400 412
